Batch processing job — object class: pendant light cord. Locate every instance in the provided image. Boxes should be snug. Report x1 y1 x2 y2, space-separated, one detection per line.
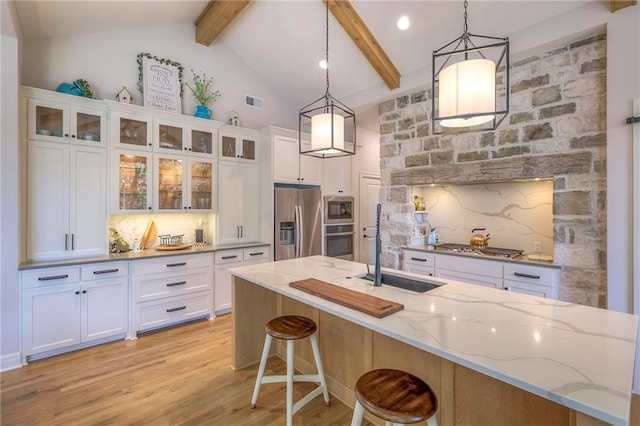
462 0 469 54
325 0 330 103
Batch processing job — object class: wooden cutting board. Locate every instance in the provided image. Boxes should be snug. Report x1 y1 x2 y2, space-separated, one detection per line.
289 278 404 318
155 244 192 251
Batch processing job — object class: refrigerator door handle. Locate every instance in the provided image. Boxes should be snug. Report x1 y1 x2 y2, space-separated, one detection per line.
298 205 304 257
294 205 300 258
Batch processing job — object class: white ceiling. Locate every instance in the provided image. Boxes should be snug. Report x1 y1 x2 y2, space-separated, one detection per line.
14 0 594 130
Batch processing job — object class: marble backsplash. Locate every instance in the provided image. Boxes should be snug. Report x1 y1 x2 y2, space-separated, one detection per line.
109 214 216 249
412 180 553 255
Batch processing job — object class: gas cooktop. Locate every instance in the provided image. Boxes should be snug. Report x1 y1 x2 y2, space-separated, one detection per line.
435 243 524 258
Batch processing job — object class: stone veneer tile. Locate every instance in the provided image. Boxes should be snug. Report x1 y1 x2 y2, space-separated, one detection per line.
553 191 591 215
580 58 606 73
457 151 489 162
492 146 530 158
417 123 429 137
380 143 398 158
509 112 533 125
480 133 495 147
396 95 409 109
522 123 553 141
411 91 427 103
539 102 577 119
430 150 454 165
498 129 518 144
423 137 439 151
380 121 396 135
511 75 550 93
570 133 606 149
379 99 395 114
569 33 606 49
532 86 561 106
405 153 430 167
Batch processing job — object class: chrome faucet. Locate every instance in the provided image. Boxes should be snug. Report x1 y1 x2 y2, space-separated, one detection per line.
374 203 382 287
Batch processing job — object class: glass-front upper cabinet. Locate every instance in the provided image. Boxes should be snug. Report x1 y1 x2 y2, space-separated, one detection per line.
189 127 216 157
112 112 153 150
219 129 257 162
113 151 152 213
155 120 186 153
27 98 107 146
189 159 214 211
156 155 185 212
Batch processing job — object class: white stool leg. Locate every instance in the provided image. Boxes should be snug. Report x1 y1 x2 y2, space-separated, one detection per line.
286 340 295 426
309 333 330 405
350 400 366 426
427 415 438 426
250 334 273 408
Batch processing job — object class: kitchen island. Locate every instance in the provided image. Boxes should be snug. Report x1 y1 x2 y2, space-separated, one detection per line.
230 256 638 426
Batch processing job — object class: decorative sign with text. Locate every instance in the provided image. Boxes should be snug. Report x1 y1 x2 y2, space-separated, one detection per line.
137 53 183 113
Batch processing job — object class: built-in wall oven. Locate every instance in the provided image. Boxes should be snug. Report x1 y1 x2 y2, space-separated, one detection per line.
324 223 355 260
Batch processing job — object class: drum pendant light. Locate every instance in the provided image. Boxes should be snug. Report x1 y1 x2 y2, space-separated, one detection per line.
299 0 356 158
432 0 509 133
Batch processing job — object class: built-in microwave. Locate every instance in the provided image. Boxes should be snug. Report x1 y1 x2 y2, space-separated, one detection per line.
324 196 354 224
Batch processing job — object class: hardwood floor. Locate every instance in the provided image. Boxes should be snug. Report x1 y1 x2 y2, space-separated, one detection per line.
1 315 365 425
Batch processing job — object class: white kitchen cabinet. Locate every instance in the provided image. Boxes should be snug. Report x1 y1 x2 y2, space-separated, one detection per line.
27 140 107 260
403 249 435 277
111 111 154 151
111 150 153 213
25 90 107 147
132 253 213 332
214 247 270 315
154 155 215 212
21 262 128 361
273 135 321 185
217 162 260 243
322 155 352 194
219 126 258 163
503 263 558 298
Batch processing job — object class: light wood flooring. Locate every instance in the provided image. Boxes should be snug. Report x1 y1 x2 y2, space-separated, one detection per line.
1 315 367 425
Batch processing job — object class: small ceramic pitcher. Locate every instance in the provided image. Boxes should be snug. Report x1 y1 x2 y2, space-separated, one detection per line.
194 105 212 119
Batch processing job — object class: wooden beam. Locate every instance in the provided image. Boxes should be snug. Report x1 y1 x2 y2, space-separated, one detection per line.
324 0 401 90
609 0 636 12
195 1 252 46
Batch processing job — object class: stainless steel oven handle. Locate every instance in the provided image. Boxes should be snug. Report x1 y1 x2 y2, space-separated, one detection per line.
325 232 355 237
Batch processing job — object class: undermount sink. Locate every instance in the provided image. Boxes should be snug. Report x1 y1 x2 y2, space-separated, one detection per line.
354 273 444 293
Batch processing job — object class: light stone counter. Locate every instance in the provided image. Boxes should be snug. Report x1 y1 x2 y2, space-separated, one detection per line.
230 255 638 425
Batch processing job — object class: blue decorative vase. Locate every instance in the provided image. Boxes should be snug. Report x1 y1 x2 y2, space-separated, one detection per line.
56 82 83 96
194 105 212 119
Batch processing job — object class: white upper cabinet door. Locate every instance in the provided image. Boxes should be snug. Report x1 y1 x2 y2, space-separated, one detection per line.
188 126 217 158
273 136 300 183
111 150 154 214
219 127 258 163
154 154 187 212
322 155 352 194
155 119 187 153
111 112 153 151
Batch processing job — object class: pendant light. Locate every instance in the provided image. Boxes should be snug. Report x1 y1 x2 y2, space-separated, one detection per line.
299 0 356 158
432 0 509 134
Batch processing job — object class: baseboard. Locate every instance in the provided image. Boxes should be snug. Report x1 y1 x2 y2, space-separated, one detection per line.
1 352 23 372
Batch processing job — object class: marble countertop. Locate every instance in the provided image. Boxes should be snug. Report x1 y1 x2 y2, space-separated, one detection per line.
230 255 638 425
18 242 271 270
404 244 562 268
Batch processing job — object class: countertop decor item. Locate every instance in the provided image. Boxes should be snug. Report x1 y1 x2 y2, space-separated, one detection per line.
185 69 221 119
56 79 95 98
115 86 132 103
431 0 509 134
140 220 157 249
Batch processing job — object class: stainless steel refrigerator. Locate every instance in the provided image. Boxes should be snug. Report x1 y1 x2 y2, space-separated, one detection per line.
274 184 322 260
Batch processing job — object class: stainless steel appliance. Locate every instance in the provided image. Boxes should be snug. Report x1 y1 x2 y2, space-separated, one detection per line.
324 195 354 224
324 223 355 260
274 184 322 260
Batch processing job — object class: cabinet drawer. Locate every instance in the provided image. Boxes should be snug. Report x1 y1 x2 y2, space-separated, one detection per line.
504 264 555 285
504 280 555 299
405 263 435 277
136 292 211 332
22 267 80 288
215 249 243 264
136 270 211 302
243 247 269 261
436 255 503 278
81 262 129 281
132 253 212 276
436 270 502 289
404 250 435 268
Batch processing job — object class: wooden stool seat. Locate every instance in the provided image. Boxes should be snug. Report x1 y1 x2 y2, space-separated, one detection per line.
251 315 330 426
266 315 317 340
352 369 438 425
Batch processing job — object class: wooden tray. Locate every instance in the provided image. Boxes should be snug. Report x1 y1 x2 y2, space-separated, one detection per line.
289 278 404 318
155 244 193 251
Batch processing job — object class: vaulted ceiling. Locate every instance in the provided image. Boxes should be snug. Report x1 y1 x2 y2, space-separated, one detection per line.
13 0 635 129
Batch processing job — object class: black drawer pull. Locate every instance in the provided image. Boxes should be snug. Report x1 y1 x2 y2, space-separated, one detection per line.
166 281 187 287
166 262 187 267
166 306 186 313
410 257 427 262
249 252 264 256
221 255 238 260
513 272 540 280
93 268 119 275
38 274 69 281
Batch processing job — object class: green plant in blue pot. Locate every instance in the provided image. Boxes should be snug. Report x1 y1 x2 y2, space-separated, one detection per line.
185 70 221 119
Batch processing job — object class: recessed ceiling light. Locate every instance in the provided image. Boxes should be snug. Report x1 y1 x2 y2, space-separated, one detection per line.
319 59 328 69
397 16 410 31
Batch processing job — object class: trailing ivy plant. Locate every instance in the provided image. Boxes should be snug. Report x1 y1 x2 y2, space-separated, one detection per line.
74 79 94 98
136 52 184 97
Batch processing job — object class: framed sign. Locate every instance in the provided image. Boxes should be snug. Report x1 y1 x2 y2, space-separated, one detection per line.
137 53 184 113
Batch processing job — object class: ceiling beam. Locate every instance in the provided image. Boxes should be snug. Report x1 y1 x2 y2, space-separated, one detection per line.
324 0 401 90
609 0 636 12
195 1 252 46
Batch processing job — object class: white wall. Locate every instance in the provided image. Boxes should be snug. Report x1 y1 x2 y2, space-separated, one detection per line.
1 0 22 370
21 23 299 131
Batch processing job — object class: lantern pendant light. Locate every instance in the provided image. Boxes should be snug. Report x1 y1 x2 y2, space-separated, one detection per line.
432 0 509 133
299 0 356 158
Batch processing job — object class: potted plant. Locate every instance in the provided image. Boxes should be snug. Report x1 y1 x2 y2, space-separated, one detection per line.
185 69 221 119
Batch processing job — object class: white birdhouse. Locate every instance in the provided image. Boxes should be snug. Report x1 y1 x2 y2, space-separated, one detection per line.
116 87 132 104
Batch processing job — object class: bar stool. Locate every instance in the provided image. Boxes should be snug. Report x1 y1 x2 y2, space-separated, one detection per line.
250 315 330 426
351 368 438 426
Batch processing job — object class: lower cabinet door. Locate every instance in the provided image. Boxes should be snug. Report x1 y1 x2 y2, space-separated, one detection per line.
503 280 554 298
82 277 128 341
214 261 243 314
24 284 81 355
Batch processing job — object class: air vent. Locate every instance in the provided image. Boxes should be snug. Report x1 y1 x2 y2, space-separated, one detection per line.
245 95 263 110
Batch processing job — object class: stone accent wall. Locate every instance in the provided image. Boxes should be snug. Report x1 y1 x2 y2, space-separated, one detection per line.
378 33 607 307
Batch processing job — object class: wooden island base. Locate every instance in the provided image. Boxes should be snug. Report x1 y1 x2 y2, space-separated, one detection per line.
231 277 616 425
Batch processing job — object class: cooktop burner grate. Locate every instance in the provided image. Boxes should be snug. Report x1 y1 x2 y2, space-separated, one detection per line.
435 243 523 258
